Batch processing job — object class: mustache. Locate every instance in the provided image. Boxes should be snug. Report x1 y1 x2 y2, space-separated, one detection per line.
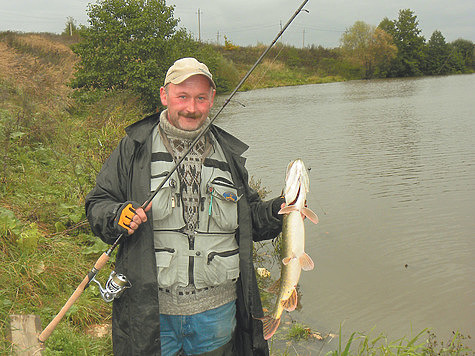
178 111 202 119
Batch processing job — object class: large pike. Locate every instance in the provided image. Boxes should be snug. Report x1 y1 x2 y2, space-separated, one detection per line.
259 159 318 340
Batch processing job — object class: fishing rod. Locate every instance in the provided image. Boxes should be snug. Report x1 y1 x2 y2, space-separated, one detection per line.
39 0 309 343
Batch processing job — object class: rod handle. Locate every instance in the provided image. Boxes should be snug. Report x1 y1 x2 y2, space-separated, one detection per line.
94 251 111 270
38 252 110 343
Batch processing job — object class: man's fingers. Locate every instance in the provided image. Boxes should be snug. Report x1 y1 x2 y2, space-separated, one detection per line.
116 202 151 236
127 219 140 235
126 207 149 235
135 207 147 223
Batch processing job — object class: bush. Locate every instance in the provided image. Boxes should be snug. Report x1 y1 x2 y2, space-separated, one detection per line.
71 0 195 112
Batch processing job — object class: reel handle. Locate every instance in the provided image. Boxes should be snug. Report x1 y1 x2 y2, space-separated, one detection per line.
38 252 110 343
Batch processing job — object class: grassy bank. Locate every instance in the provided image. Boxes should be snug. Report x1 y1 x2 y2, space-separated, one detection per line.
212 42 355 91
0 32 472 355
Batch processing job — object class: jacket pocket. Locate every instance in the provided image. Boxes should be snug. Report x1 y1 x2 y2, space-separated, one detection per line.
155 248 177 288
151 172 178 222
194 245 240 289
202 177 239 233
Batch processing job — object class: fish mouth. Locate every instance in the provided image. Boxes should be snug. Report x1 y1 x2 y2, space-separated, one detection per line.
288 185 301 206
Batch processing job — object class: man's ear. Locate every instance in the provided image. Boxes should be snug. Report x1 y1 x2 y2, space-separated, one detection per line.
160 86 168 106
210 89 216 107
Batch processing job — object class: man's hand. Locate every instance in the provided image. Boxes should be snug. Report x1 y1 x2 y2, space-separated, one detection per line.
114 201 152 235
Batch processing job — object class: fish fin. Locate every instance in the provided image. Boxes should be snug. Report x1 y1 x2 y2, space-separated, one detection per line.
299 252 315 271
282 254 296 265
302 207 319 224
282 288 298 311
278 205 299 215
266 278 281 294
258 315 281 340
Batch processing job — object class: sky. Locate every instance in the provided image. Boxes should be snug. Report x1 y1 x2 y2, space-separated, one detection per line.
0 0 473 48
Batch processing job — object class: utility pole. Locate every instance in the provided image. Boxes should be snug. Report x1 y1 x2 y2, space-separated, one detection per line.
197 8 201 42
216 31 220 45
302 28 305 48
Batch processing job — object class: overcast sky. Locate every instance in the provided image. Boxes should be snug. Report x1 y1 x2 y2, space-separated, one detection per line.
0 0 473 48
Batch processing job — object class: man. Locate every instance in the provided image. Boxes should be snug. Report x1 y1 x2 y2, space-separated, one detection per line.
86 58 284 355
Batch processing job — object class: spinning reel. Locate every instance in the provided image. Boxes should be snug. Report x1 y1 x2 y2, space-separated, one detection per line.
91 271 132 303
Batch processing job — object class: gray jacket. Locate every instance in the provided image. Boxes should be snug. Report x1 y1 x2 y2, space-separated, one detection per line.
85 112 282 355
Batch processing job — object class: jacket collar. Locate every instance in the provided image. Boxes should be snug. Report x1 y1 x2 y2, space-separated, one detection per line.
210 125 249 157
125 111 249 157
125 112 160 144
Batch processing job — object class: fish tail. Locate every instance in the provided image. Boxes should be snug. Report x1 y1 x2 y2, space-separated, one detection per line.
258 315 281 340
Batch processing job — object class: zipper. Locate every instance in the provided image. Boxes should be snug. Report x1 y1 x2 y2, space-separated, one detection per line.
207 186 214 232
154 247 175 253
151 171 170 179
207 248 239 265
210 177 236 189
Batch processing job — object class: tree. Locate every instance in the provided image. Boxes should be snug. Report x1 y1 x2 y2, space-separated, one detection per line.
371 27 398 77
71 0 196 111
378 9 426 77
451 38 474 70
378 17 395 36
340 21 397 78
425 30 451 74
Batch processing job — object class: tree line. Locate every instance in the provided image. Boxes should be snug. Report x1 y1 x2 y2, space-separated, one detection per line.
66 0 474 111
341 9 474 79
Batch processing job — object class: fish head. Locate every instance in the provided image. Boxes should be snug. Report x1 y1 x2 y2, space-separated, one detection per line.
282 159 309 207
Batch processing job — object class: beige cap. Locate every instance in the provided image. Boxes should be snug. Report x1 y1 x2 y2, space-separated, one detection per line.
164 57 216 89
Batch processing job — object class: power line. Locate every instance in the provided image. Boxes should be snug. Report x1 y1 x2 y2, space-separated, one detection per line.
0 9 63 21
293 23 345 33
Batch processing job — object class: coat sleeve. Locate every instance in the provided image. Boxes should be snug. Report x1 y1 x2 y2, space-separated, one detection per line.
236 159 283 242
85 136 135 244
247 185 283 242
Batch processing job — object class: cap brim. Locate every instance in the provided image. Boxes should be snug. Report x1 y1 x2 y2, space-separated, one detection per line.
168 72 216 89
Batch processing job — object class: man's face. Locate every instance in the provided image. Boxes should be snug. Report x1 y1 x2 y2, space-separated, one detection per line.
160 75 216 131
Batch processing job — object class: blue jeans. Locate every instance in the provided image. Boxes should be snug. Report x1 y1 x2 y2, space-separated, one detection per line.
160 301 236 356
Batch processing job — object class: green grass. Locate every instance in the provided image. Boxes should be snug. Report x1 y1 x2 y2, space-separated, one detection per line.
325 325 473 356
287 322 312 341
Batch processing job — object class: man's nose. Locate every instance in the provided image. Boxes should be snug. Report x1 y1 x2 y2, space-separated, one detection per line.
185 98 197 112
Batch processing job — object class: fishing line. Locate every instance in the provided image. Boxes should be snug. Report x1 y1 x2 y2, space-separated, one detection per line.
249 43 286 91
307 166 327 216
38 0 310 343
141 0 310 212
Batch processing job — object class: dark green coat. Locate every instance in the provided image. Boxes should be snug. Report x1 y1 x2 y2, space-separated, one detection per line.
85 113 282 355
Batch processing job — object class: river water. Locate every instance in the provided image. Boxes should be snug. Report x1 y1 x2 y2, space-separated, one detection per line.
214 74 475 351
